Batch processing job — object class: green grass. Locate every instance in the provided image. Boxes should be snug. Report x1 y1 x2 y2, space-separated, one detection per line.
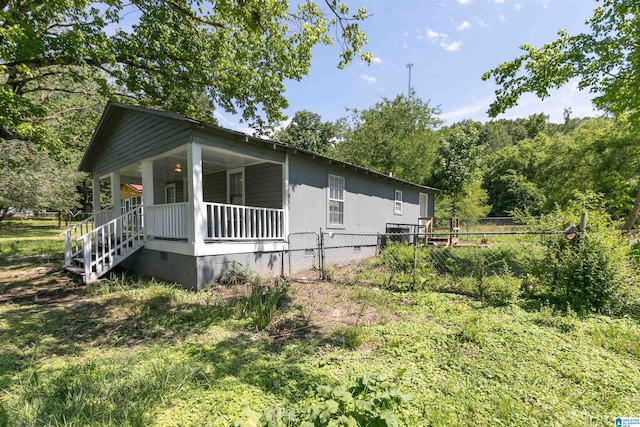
0 218 67 239
1 222 640 426
0 218 67 268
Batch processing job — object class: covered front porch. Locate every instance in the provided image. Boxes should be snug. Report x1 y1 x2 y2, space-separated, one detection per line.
92 140 288 245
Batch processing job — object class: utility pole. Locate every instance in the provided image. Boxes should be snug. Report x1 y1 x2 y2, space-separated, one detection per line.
406 63 413 98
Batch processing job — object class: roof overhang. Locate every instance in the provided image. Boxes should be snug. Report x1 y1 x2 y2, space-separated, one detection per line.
80 102 440 193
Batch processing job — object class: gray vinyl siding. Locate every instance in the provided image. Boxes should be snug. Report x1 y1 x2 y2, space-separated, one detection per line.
91 110 191 176
245 163 282 209
203 172 226 203
154 185 165 204
288 155 435 234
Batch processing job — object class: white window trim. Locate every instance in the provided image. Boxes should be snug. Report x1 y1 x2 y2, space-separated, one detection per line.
165 183 176 204
394 190 403 215
327 174 345 228
226 167 245 205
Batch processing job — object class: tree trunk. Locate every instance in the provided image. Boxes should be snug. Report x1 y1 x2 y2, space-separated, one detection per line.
624 185 640 232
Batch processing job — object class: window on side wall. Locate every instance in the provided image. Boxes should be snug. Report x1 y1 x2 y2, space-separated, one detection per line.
394 190 402 215
328 174 345 227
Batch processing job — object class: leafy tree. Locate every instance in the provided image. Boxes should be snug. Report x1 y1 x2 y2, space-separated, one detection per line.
522 113 550 139
0 140 82 222
1 0 371 151
334 93 442 184
274 110 336 154
429 122 483 217
435 179 491 218
481 0 640 228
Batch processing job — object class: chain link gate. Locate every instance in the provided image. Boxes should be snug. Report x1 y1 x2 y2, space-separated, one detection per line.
287 232 322 281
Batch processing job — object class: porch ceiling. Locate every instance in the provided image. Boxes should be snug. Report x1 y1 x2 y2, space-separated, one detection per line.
112 145 277 184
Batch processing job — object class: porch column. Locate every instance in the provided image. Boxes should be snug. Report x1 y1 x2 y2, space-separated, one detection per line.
283 153 290 239
110 171 121 218
187 142 206 244
92 175 101 214
141 160 154 240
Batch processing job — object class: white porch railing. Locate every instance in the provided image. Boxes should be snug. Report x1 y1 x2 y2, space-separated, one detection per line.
205 202 284 240
61 207 113 264
69 206 144 283
146 202 189 239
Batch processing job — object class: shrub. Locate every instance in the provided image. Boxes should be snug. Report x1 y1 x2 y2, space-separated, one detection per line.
529 193 633 313
234 371 410 427
376 243 435 292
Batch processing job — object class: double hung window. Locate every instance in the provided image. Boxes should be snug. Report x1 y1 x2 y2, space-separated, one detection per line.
328 174 345 226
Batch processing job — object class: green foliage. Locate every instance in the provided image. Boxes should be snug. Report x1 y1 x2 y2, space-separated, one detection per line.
435 179 491 218
274 110 337 154
482 0 640 128
4 220 640 426
332 325 366 349
1 0 370 151
533 194 633 313
375 242 433 292
243 277 290 331
0 140 83 218
429 121 483 216
482 134 549 216
236 371 410 427
334 93 441 184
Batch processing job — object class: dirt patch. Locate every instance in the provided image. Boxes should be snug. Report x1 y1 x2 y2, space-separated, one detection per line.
0 263 81 305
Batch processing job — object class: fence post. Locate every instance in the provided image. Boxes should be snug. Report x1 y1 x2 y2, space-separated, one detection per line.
64 230 72 266
579 212 587 239
413 231 418 290
319 228 324 280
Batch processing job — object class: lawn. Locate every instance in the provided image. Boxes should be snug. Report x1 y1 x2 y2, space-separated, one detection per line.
1 221 639 426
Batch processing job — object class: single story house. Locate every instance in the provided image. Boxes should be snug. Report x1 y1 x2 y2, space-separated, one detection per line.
63 102 437 289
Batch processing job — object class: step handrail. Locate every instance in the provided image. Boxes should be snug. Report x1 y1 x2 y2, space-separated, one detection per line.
76 205 144 281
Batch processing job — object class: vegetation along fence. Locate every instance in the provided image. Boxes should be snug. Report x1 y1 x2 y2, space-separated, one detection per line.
287 223 577 302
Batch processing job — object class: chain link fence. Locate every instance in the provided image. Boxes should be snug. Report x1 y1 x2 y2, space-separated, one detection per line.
287 232 321 281
319 230 563 299
286 226 572 299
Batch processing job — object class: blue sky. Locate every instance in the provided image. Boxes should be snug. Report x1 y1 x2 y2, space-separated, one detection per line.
217 0 602 132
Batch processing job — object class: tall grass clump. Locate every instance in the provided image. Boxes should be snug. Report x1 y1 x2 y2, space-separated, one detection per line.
243 276 290 331
528 193 634 314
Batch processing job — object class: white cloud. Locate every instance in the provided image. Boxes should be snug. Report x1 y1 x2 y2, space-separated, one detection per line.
456 0 471 4
496 80 599 122
359 74 377 85
539 0 550 7
425 28 462 52
426 28 442 40
494 0 504 3
498 13 505 22
476 18 487 28
514 3 521 10
371 56 383 64
440 82 599 124
440 40 462 51
456 21 471 31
